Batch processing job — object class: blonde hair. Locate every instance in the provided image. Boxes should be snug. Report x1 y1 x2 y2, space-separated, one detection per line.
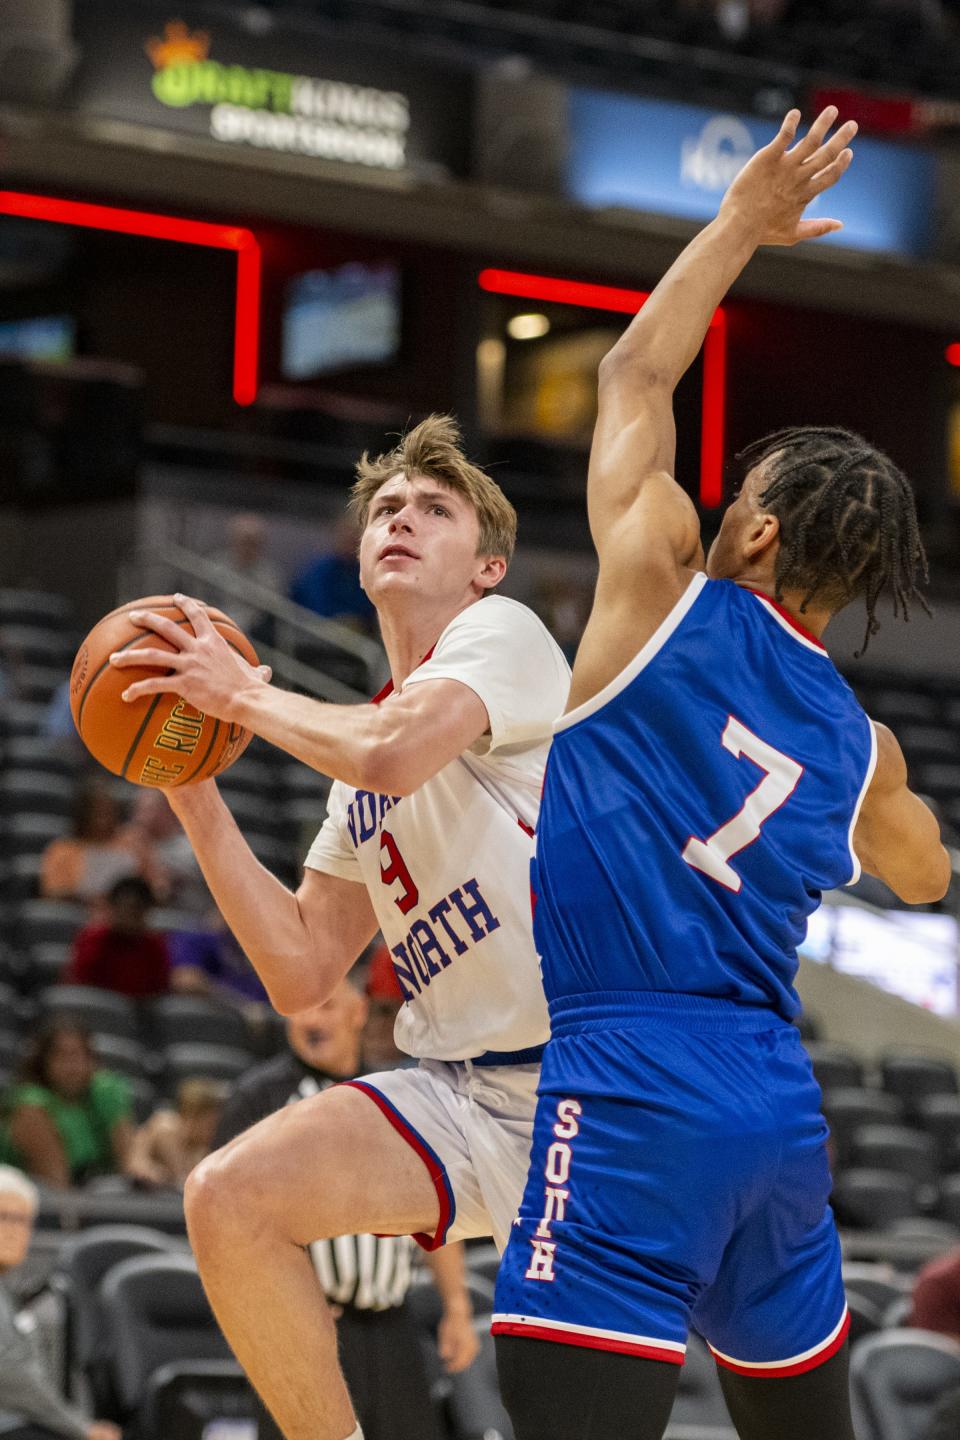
350 415 517 566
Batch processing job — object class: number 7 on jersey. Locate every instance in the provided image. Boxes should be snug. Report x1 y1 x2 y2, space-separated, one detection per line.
682 716 803 893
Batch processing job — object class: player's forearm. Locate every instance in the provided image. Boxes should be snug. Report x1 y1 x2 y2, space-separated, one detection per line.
166 784 333 1011
425 1243 472 1316
229 684 390 790
601 210 757 392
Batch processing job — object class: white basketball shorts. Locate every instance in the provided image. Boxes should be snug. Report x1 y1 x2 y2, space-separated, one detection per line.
343 1058 540 1253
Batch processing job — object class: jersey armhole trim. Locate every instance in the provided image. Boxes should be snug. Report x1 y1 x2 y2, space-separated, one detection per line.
555 570 708 733
846 718 878 886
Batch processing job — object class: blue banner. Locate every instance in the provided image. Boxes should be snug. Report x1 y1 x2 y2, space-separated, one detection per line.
568 91 935 258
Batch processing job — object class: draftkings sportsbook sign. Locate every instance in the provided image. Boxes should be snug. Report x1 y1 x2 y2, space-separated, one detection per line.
67 3 472 176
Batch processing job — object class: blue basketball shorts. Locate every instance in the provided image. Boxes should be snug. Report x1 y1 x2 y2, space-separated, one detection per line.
493 992 849 1377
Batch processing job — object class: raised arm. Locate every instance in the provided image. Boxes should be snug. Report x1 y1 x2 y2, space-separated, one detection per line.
568 107 857 710
853 724 951 904
588 106 856 557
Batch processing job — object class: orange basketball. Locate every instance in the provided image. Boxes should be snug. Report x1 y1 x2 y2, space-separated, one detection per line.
70 595 259 788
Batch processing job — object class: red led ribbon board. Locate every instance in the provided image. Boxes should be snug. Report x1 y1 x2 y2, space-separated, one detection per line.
479 268 726 508
0 192 261 406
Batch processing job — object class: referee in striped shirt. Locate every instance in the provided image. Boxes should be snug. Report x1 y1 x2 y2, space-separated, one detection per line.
213 976 479 1440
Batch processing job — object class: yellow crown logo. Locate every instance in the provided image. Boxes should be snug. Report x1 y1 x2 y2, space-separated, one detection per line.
146 20 210 69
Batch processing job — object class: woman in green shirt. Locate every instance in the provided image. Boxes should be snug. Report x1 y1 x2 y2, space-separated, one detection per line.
3 1021 134 1188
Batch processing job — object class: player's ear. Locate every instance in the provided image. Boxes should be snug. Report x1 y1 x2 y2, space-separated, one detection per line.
475 554 507 592
743 511 779 561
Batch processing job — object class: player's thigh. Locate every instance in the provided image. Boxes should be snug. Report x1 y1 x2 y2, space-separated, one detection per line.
188 1083 440 1245
717 1345 856 1440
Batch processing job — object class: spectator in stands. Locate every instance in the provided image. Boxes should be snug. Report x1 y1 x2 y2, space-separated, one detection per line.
361 945 411 1071
64 877 171 999
0 1021 133 1189
39 783 143 910
164 913 269 1004
207 512 281 641
125 1078 226 1190
213 977 477 1440
118 790 210 916
910 1245 960 1341
289 515 375 631
0 1165 121 1440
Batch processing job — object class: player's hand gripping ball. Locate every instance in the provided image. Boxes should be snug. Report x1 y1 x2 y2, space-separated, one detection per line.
70 596 260 787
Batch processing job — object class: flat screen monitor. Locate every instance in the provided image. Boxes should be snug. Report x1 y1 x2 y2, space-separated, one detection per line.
0 314 75 362
281 262 400 380
802 903 960 1016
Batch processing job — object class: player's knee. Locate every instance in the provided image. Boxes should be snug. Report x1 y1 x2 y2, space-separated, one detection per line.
184 1148 252 1251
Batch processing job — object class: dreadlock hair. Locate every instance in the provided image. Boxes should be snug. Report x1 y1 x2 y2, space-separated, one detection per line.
736 425 930 655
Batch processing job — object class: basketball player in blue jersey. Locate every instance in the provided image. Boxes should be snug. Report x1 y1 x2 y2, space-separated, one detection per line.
492 106 951 1440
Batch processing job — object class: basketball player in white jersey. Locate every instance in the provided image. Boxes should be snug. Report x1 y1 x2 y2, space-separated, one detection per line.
109 415 571 1440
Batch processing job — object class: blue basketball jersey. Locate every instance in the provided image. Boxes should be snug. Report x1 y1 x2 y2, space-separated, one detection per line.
533 573 877 1021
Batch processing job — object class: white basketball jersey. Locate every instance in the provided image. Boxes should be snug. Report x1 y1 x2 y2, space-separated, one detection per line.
305 595 571 1061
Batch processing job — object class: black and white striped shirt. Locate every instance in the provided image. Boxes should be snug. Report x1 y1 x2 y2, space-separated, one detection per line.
214 1056 417 1312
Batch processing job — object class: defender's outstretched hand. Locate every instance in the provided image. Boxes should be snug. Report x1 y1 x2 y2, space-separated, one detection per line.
721 106 857 247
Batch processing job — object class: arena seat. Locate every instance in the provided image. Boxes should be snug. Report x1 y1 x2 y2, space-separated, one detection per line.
880 1054 959 1119
2 736 75 775
98 1253 233 1431
831 1169 920 1230
40 985 139 1041
160 1042 253 1094
849 1126 939 1192
939 1175 960 1229
0 770 75 818
8 810 70 855
917 1095 960 1169
0 699 49 737
145 994 250 1052
54 1223 176 1412
845 1292 884 1346
805 1041 865 1093
138 1357 256 1440
822 1089 905 1167
0 624 75 668
841 1262 911 1316
92 1033 154 1084
0 588 72 628
849 1329 960 1440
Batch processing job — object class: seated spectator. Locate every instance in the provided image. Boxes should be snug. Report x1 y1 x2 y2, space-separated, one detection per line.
289 515 374 631
125 1079 226 1190
361 944 412 1071
40 782 142 909
0 1022 133 1189
166 914 268 1004
910 1246 960 1342
119 789 211 916
64 877 170 999
0 1164 121 1440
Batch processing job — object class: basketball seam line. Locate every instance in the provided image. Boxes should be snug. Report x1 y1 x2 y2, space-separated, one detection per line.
120 694 164 781
190 718 222 785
